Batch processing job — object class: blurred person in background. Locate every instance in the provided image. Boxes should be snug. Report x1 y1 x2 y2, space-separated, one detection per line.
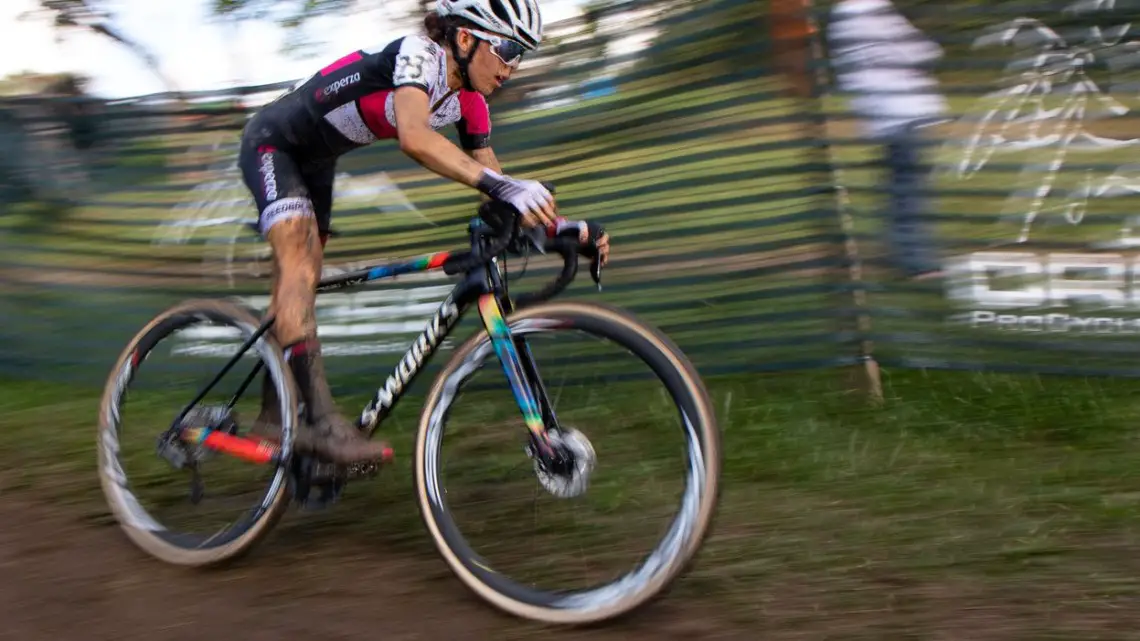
235 0 609 466
827 0 947 281
770 0 817 99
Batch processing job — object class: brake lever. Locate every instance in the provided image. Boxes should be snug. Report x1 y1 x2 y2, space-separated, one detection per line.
590 256 603 291
520 225 548 255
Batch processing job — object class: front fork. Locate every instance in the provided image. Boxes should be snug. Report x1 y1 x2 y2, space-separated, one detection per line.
476 293 564 464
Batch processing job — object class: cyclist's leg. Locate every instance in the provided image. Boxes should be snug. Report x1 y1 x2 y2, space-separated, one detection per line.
303 161 336 248
242 146 324 437
238 136 389 465
238 134 304 434
276 160 389 462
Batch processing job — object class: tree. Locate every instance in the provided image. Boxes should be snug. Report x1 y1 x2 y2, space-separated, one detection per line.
631 0 756 80
212 0 360 23
24 1 183 96
209 0 427 57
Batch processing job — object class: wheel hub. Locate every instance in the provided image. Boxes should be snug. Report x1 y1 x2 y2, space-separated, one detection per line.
181 405 238 463
531 427 596 499
156 404 237 470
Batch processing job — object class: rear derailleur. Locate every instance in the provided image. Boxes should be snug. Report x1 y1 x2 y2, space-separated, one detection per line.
155 404 240 505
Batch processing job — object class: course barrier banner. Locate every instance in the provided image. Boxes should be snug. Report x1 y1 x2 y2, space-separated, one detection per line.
0 0 859 390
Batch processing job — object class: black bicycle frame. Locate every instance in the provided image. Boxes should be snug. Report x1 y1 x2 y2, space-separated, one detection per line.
178 219 583 460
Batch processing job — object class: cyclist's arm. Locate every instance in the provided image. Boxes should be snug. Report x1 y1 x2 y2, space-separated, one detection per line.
394 90 554 226
468 147 502 173
458 90 500 180
469 147 503 204
393 87 487 188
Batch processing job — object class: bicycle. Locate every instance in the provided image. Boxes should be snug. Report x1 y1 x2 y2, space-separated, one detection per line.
97 194 722 626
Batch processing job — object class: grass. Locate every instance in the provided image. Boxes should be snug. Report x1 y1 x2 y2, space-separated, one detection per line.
3 365 1140 636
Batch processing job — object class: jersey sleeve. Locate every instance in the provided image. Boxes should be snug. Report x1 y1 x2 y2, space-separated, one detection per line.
392 36 442 94
455 90 491 150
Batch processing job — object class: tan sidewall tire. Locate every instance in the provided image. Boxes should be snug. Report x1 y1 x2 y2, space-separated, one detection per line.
413 300 721 625
97 298 297 567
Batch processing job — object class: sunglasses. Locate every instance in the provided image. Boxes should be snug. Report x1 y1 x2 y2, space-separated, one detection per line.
464 28 527 67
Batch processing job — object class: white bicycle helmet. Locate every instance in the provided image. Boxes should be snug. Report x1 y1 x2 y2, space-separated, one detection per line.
437 0 544 50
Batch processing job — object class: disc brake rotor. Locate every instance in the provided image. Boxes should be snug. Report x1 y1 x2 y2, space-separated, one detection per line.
532 427 596 499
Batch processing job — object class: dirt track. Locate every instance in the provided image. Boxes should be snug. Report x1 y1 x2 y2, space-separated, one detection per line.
0 494 743 641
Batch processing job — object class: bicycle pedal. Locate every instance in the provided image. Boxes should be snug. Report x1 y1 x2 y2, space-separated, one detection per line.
347 461 380 479
348 445 393 479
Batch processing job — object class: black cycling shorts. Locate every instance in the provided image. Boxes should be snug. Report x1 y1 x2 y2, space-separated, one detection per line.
238 117 336 239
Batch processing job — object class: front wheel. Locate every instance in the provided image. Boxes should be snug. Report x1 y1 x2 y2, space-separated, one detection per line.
414 301 721 625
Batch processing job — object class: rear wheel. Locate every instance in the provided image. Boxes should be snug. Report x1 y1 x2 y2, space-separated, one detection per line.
414 300 721 625
97 298 297 566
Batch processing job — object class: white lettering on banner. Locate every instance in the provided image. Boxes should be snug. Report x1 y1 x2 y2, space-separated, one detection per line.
945 251 1135 309
939 0 1140 245
168 281 455 357
949 310 1140 334
943 251 1140 334
151 149 429 288
172 340 459 358
150 138 454 354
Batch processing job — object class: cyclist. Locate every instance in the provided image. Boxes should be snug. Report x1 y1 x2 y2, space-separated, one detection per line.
237 0 609 467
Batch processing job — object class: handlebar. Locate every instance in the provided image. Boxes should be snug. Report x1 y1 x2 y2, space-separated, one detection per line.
441 184 601 307
512 235 583 309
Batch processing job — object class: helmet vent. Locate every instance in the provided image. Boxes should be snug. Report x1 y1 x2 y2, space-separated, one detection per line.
488 0 514 27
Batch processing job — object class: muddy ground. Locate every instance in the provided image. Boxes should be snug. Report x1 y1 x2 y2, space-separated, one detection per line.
0 493 745 641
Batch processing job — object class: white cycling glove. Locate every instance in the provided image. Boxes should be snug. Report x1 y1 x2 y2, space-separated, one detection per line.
475 169 552 215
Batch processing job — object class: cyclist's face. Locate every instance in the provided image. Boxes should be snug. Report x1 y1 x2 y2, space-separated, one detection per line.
461 31 520 96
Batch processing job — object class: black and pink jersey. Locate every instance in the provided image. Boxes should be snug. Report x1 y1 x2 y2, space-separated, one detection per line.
255 34 492 160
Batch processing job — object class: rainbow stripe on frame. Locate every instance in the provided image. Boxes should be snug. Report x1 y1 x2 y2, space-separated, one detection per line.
366 251 451 281
478 294 546 436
